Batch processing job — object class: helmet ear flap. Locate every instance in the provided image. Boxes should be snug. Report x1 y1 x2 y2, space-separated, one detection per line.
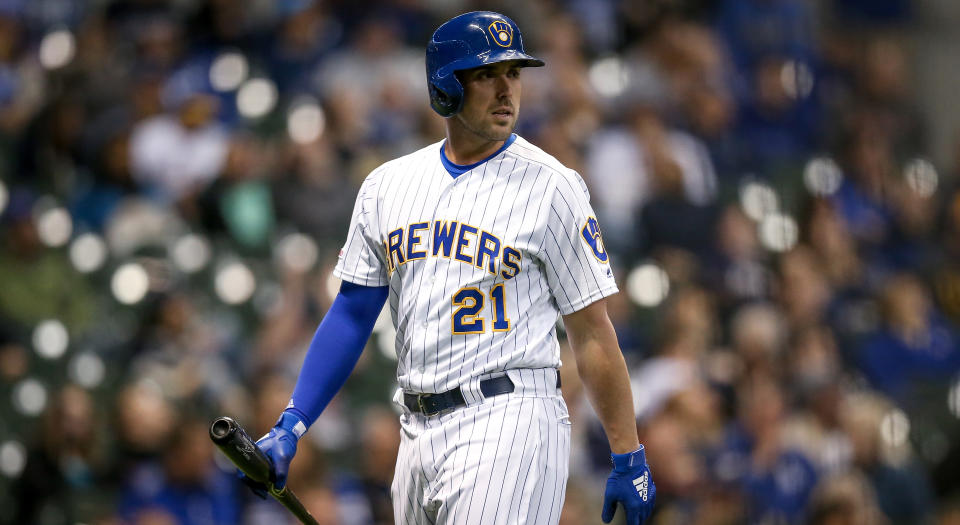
429 77 463 118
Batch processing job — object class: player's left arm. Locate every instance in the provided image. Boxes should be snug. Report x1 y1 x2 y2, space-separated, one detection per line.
562 299 638 453
563 299 656 524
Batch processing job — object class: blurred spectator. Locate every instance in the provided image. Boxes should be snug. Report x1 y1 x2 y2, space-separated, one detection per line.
708 204 772 304
803 198 864 292
0 188 96 331
729 302 785 380
10 385 106 524
806 472 888 525
585 104 718 255
0 10 45 137
271 137 356 247
832 124 896 249
71 129 137 232
265 1 341 94
712 378 819 524
314 15 423 154
118 417 241 525
335 406 400 525
777 246 833 330
843 392 935 524
114 381 178 462
857 274 960 402
714 0 822 174
129 85 229 205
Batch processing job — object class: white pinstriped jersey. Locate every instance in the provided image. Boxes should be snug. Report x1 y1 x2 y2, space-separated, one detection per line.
334 134 617 394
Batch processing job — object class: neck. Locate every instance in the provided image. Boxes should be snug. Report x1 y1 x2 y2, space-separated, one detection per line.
443 121 507 165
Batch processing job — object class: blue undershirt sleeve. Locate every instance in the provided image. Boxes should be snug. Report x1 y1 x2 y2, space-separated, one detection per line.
285 281 389 428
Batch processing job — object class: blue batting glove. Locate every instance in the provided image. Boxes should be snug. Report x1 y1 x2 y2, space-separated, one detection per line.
248 411 307 492
601 445 656 524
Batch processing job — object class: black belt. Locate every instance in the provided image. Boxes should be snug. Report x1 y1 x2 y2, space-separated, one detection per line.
403 370 561 416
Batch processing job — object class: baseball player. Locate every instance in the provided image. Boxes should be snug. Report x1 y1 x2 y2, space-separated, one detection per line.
251 11 656 525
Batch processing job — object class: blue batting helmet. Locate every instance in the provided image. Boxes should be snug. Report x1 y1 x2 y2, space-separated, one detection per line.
426 11 544 117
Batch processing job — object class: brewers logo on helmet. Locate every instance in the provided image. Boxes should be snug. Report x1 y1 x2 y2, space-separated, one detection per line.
488 20 513 47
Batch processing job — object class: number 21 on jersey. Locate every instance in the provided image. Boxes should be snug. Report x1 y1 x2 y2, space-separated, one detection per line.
451 284 511 334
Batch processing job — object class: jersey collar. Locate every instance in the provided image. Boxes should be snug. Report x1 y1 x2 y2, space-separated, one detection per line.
440 133 517 178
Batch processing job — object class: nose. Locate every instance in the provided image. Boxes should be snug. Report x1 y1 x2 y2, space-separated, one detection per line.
494 74 512 97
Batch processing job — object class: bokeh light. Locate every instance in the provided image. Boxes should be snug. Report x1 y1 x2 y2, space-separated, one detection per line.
68 352 106 389
39 29 76 70
252 281 283 316
739 180 779 221
36 207 72 247
0 179 8 216
803 157 843 196
237 78 278 119
588 57 629 98
111 263 150 305
287 99 326 144
209 51 249 92
276 232 319 273
69 233 108 273
626 263 670 307
0 441 26 479
880 408 910 448
171 233 212 274
949 378 960 419
32 319 69 360
780 60 815 99
12 378 47 416
759 213 799 253
904 158 938 197
214 261 256 304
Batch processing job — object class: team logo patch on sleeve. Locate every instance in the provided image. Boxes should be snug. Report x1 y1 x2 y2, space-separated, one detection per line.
488 20 513 47
581 217 608 262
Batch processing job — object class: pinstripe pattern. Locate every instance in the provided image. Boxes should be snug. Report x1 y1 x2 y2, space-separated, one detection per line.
335 135 612 524
391 384 570 525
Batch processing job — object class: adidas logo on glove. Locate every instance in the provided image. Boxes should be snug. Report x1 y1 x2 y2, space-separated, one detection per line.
632 472 649 501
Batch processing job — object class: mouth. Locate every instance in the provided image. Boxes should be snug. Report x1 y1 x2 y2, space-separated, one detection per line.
491 107 514 117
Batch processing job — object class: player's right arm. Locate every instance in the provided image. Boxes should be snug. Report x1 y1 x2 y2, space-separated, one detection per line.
251 281 387 492
252 174 390 492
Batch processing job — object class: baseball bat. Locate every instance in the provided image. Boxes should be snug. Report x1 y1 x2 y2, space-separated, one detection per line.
209 416 319 525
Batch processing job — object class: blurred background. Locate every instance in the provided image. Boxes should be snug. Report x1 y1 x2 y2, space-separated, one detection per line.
2 0 960 524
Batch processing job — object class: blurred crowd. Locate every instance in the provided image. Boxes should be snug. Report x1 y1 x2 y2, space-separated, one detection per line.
2 0 960 524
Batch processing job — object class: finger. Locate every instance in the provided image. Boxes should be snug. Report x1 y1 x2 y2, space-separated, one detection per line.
272 449 290 489
601 498 616 523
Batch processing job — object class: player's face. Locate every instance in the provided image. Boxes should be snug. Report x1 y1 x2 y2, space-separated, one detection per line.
454 61 523 142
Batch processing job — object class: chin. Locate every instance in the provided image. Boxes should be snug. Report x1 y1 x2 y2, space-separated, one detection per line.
486 122 515 141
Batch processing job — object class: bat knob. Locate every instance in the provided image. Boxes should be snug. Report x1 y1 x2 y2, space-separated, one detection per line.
210 416 238 442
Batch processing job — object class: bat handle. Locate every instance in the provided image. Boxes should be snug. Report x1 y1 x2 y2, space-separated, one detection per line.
272 486 320 525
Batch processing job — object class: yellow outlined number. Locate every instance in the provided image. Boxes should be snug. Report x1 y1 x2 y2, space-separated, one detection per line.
451 284 511 334
490 284 511 331
452 288 485 334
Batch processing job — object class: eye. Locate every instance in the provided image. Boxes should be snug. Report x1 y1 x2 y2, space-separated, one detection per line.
507 68 521 78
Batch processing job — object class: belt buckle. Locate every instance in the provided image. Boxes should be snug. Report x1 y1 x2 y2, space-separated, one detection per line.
417 393 440 416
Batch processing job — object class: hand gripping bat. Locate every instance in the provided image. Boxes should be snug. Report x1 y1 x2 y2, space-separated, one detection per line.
209 416 319 525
